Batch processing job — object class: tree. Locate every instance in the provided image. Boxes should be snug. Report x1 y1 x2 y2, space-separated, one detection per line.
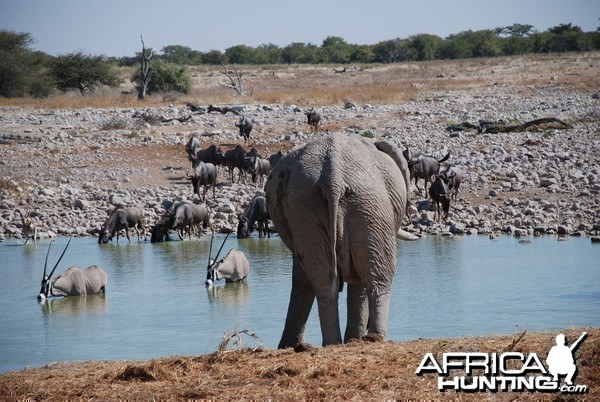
131 60 192 94
543 23 589 52
282 42 323 64
0 30 53 97
439 30 501 59
321 36 351 63
372 38 410 63
253 43 283 64
496 23 535 38
349 44 375 63
495 24 536 55
225 45 255 64
202 49 227 65
137 36 153 100
161 45 203 65
407 34 444 61
48 51 123 95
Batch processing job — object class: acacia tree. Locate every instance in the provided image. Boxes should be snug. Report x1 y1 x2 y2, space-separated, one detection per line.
48 51 122 95
0 30 53 97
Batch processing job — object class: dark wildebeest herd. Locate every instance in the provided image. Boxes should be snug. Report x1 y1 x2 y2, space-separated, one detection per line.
27 106 466 349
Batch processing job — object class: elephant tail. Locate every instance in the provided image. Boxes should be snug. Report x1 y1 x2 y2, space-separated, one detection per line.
328 186 345 292
318 136 346 293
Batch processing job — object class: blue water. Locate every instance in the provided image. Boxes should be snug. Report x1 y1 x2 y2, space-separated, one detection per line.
0 234 598 373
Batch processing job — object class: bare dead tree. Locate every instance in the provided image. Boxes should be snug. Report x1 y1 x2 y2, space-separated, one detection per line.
219 63 244 95
138 35 153 100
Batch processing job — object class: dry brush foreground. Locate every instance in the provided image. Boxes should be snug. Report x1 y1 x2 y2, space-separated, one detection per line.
0 327 598 401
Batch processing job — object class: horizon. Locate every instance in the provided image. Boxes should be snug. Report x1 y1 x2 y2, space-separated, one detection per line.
1 0 598 58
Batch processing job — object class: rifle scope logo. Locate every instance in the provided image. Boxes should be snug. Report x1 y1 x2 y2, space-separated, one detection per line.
415 332 588 394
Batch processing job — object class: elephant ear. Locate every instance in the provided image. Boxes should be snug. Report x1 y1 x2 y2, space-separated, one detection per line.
374 140 411 198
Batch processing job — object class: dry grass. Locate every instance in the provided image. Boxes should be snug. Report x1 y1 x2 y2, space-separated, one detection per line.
2 52 598 110
0 327 597 401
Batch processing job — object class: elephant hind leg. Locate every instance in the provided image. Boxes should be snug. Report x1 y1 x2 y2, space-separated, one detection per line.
316 292 342 346
367 291 390 338
344 283 368 342
278 258 316 349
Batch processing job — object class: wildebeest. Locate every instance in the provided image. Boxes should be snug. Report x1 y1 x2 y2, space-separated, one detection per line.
38 238 107 302
205 249 250 286
150 211 175 243
192 144 224 169
237 195 270 238
98 207 145 244
265 134 416 348
189 160 217 201
440 165 463 201
149 200 186 242
246 155 270 186
428 175 451 222
224 145 247 184
185 135 202 167
305 108 321 132
405 148 450 196
15 209 37 244
171 201 212 240
235 116 253 144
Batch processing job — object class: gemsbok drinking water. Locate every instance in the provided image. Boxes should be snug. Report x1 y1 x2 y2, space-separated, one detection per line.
205 229 249 286
38 237 107 302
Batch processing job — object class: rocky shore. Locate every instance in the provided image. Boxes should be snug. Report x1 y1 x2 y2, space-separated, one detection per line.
1 81 599 242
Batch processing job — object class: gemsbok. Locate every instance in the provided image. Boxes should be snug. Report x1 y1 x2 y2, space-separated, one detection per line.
16 209 37 244
38 237 107 302
205 229 249 286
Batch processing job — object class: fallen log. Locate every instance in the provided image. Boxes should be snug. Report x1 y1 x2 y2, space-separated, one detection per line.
207 105 243 115
447 117 572 134
161 115 192 123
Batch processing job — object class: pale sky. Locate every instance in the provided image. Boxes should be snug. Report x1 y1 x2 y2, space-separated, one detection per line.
1 0 598 57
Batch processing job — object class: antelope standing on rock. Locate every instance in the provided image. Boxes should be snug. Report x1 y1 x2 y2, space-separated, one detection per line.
16 209 37 244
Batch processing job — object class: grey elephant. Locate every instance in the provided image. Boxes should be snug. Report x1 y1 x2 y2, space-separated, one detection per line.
265 134 416 348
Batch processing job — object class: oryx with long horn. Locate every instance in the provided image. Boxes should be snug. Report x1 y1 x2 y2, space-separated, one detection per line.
205 228 249 286
16 209 37 244
38 237 108 302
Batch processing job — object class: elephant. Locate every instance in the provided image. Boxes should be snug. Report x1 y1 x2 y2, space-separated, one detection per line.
265 134 416 348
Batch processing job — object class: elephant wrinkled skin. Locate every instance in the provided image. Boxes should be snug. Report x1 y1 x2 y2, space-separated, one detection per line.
265 134 410 348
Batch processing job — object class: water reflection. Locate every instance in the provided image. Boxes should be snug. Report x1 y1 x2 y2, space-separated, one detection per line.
98 242 148 273
206 282 250 306
40 294 107 316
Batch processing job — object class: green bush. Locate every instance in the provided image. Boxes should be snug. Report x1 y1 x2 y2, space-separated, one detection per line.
131 60 192 95
361 130 374 139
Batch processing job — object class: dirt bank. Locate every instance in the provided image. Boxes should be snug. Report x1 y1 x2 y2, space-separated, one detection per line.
1 327 597 400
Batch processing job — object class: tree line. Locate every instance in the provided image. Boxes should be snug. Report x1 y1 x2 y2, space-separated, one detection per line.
120 23 600 65
1 22 598 98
